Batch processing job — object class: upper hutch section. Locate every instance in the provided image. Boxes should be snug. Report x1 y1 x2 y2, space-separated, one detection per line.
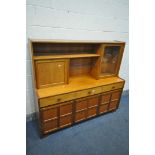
29 39 125 89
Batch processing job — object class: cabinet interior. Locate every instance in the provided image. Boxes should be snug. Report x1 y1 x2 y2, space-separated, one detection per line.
33 42 100 56
69 57 97 77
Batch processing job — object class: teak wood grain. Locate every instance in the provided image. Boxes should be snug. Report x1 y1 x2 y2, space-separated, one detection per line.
33 54 100 60
37 75 124 98
29 39 125 136
35 59 69 88
40 90 123 134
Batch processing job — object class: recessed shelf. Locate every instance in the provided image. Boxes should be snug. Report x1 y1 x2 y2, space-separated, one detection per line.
33 54 100 60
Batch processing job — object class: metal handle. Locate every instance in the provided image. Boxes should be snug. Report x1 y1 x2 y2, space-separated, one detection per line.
58 64 62 67
88 91 91 95
92 90 95 93
57 98 61 102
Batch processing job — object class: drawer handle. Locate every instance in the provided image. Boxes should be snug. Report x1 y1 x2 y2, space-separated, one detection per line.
57 98 61 102
92 90 95 93
88 91 91 95
58 64 62 68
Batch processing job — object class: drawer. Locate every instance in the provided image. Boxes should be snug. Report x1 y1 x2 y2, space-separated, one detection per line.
76 87 102 99
39 92 75 107
102 82 124 92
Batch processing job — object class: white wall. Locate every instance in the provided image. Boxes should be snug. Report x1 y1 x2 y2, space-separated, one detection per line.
26 0 129 115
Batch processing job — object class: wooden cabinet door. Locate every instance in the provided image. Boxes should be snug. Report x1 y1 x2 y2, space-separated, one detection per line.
59 101 73 128
99 93 111 114
35 59 69 88
109 90 122 111
75 95 99 122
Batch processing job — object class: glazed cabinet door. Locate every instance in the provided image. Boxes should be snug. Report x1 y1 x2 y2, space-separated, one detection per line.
100 43 125 78
35 59 69 88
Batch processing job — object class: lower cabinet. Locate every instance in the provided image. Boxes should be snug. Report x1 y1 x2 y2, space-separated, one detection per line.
40 89 122 134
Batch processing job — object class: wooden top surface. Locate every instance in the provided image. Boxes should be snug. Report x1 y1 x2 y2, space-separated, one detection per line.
37 75 124 98
29 39 125 44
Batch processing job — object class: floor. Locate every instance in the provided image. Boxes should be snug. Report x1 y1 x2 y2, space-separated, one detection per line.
26 94 129 155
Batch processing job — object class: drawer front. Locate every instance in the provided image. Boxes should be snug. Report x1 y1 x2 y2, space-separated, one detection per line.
39 92 75 107
76 87 102 99
102 82 124 92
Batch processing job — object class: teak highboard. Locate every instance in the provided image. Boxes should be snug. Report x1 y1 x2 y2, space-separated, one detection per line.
29 39 125 135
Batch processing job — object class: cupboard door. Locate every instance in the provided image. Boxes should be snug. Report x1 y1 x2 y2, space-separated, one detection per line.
109 90 122 111
111 91 121 100
101 93 111 104
88 96 99 108
75 99 87 112
99 104 109 114
60 102 73 116
75 110 87 123
35 59 69 88
99 43 125 78
60 115 72 128
109 100 119 110
41 105 58 122
59 101 73 128
42 119 58 134
87 107 97 118
75 95 99 122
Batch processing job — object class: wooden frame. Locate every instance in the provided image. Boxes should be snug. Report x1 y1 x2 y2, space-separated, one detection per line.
99 43 125 78
91 43 125 79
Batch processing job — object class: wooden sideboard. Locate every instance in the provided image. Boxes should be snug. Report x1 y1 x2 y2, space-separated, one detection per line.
29 39 125 135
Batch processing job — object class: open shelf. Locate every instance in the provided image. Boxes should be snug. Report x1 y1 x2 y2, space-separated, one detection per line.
33 54 100 60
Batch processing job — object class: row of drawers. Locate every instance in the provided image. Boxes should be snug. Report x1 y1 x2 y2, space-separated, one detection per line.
39 82 124 107
40 90 122 134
